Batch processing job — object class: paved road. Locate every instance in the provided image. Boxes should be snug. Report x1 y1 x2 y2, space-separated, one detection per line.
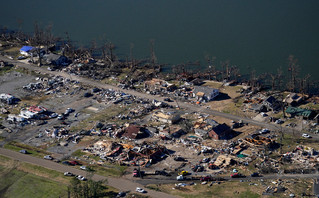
0 148 177 198
1 55 307 138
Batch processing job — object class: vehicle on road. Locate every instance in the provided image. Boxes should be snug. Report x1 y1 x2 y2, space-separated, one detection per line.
231 173 245 178
251 172 261 177
302 133 311 138
200 175 213 181
43 155 53 160
136 187 146 193
64 172 74 176
179 170 188 176
80 165 86 170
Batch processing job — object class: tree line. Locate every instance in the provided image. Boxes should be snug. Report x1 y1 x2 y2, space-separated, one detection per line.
1 23 318 95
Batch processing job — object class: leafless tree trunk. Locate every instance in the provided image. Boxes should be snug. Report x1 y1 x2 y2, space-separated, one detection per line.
287 55 299 92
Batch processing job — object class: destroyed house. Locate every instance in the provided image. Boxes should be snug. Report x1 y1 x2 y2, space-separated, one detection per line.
144 78 167 91
122 125 145 139
0 93 16 105
285 106 314 119
244 134 276 148
28 106 47 114
152 110 180 124
128 145 168 160
208 123 232 140
263 96 280 111
43 53 70 66
193 86 219 101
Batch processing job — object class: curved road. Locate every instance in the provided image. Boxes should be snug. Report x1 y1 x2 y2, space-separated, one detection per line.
0 148 177 198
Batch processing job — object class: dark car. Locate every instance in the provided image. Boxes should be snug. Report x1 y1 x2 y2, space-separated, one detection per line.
200 176 213 181
69 160 81 166
251 172 261 177
62 161 70 165
116 191 126 197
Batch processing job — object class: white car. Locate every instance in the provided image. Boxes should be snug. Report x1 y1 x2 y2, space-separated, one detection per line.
80 166 86 170
302 133 311 138
136 187 146 193
76 175 87 181
259 128 270 134
44 155 53 160
64 172 74 176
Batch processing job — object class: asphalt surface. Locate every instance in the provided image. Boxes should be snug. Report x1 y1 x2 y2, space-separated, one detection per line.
0 148 177 198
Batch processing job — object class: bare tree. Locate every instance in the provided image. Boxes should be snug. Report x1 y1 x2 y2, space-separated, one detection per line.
287 55 299 92
150 39 157 66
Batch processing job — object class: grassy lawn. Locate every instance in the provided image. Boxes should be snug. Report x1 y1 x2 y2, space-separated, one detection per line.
0 155 120 197
71 148 128 177
0 164 68 198
0 65 14 75
147 181 261 198
4 141 51 158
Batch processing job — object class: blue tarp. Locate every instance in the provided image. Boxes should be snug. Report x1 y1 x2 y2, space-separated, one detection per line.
20 46 34 52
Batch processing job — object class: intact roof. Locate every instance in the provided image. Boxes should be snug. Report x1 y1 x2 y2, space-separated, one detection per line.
20 46 34 52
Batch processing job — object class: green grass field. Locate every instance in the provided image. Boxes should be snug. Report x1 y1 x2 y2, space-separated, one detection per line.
0 165 68 198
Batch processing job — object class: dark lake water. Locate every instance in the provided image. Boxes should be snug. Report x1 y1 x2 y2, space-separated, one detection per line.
1 0 319 77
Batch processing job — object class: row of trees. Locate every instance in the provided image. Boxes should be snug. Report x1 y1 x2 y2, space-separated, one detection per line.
67 177 111 198
1 23 318 94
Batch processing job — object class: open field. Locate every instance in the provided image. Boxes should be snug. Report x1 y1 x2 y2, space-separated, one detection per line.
0 154 119 198
146 178 313 198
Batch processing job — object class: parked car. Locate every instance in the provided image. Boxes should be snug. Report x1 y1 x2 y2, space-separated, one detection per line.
116 191 126 197
19 149 28 154
76 175 87 181
43 155 53 160
57 114 64 120
231 173 245 178
62 161 70 165
65 108 74 115
302 133 311 138
80 166 86 170
201 158 210 163
251 172 261 177
200 175 213 181
64 172 74 176
50 113 58 118
135 187 146 193
69 160 81 166
259 128 270 134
